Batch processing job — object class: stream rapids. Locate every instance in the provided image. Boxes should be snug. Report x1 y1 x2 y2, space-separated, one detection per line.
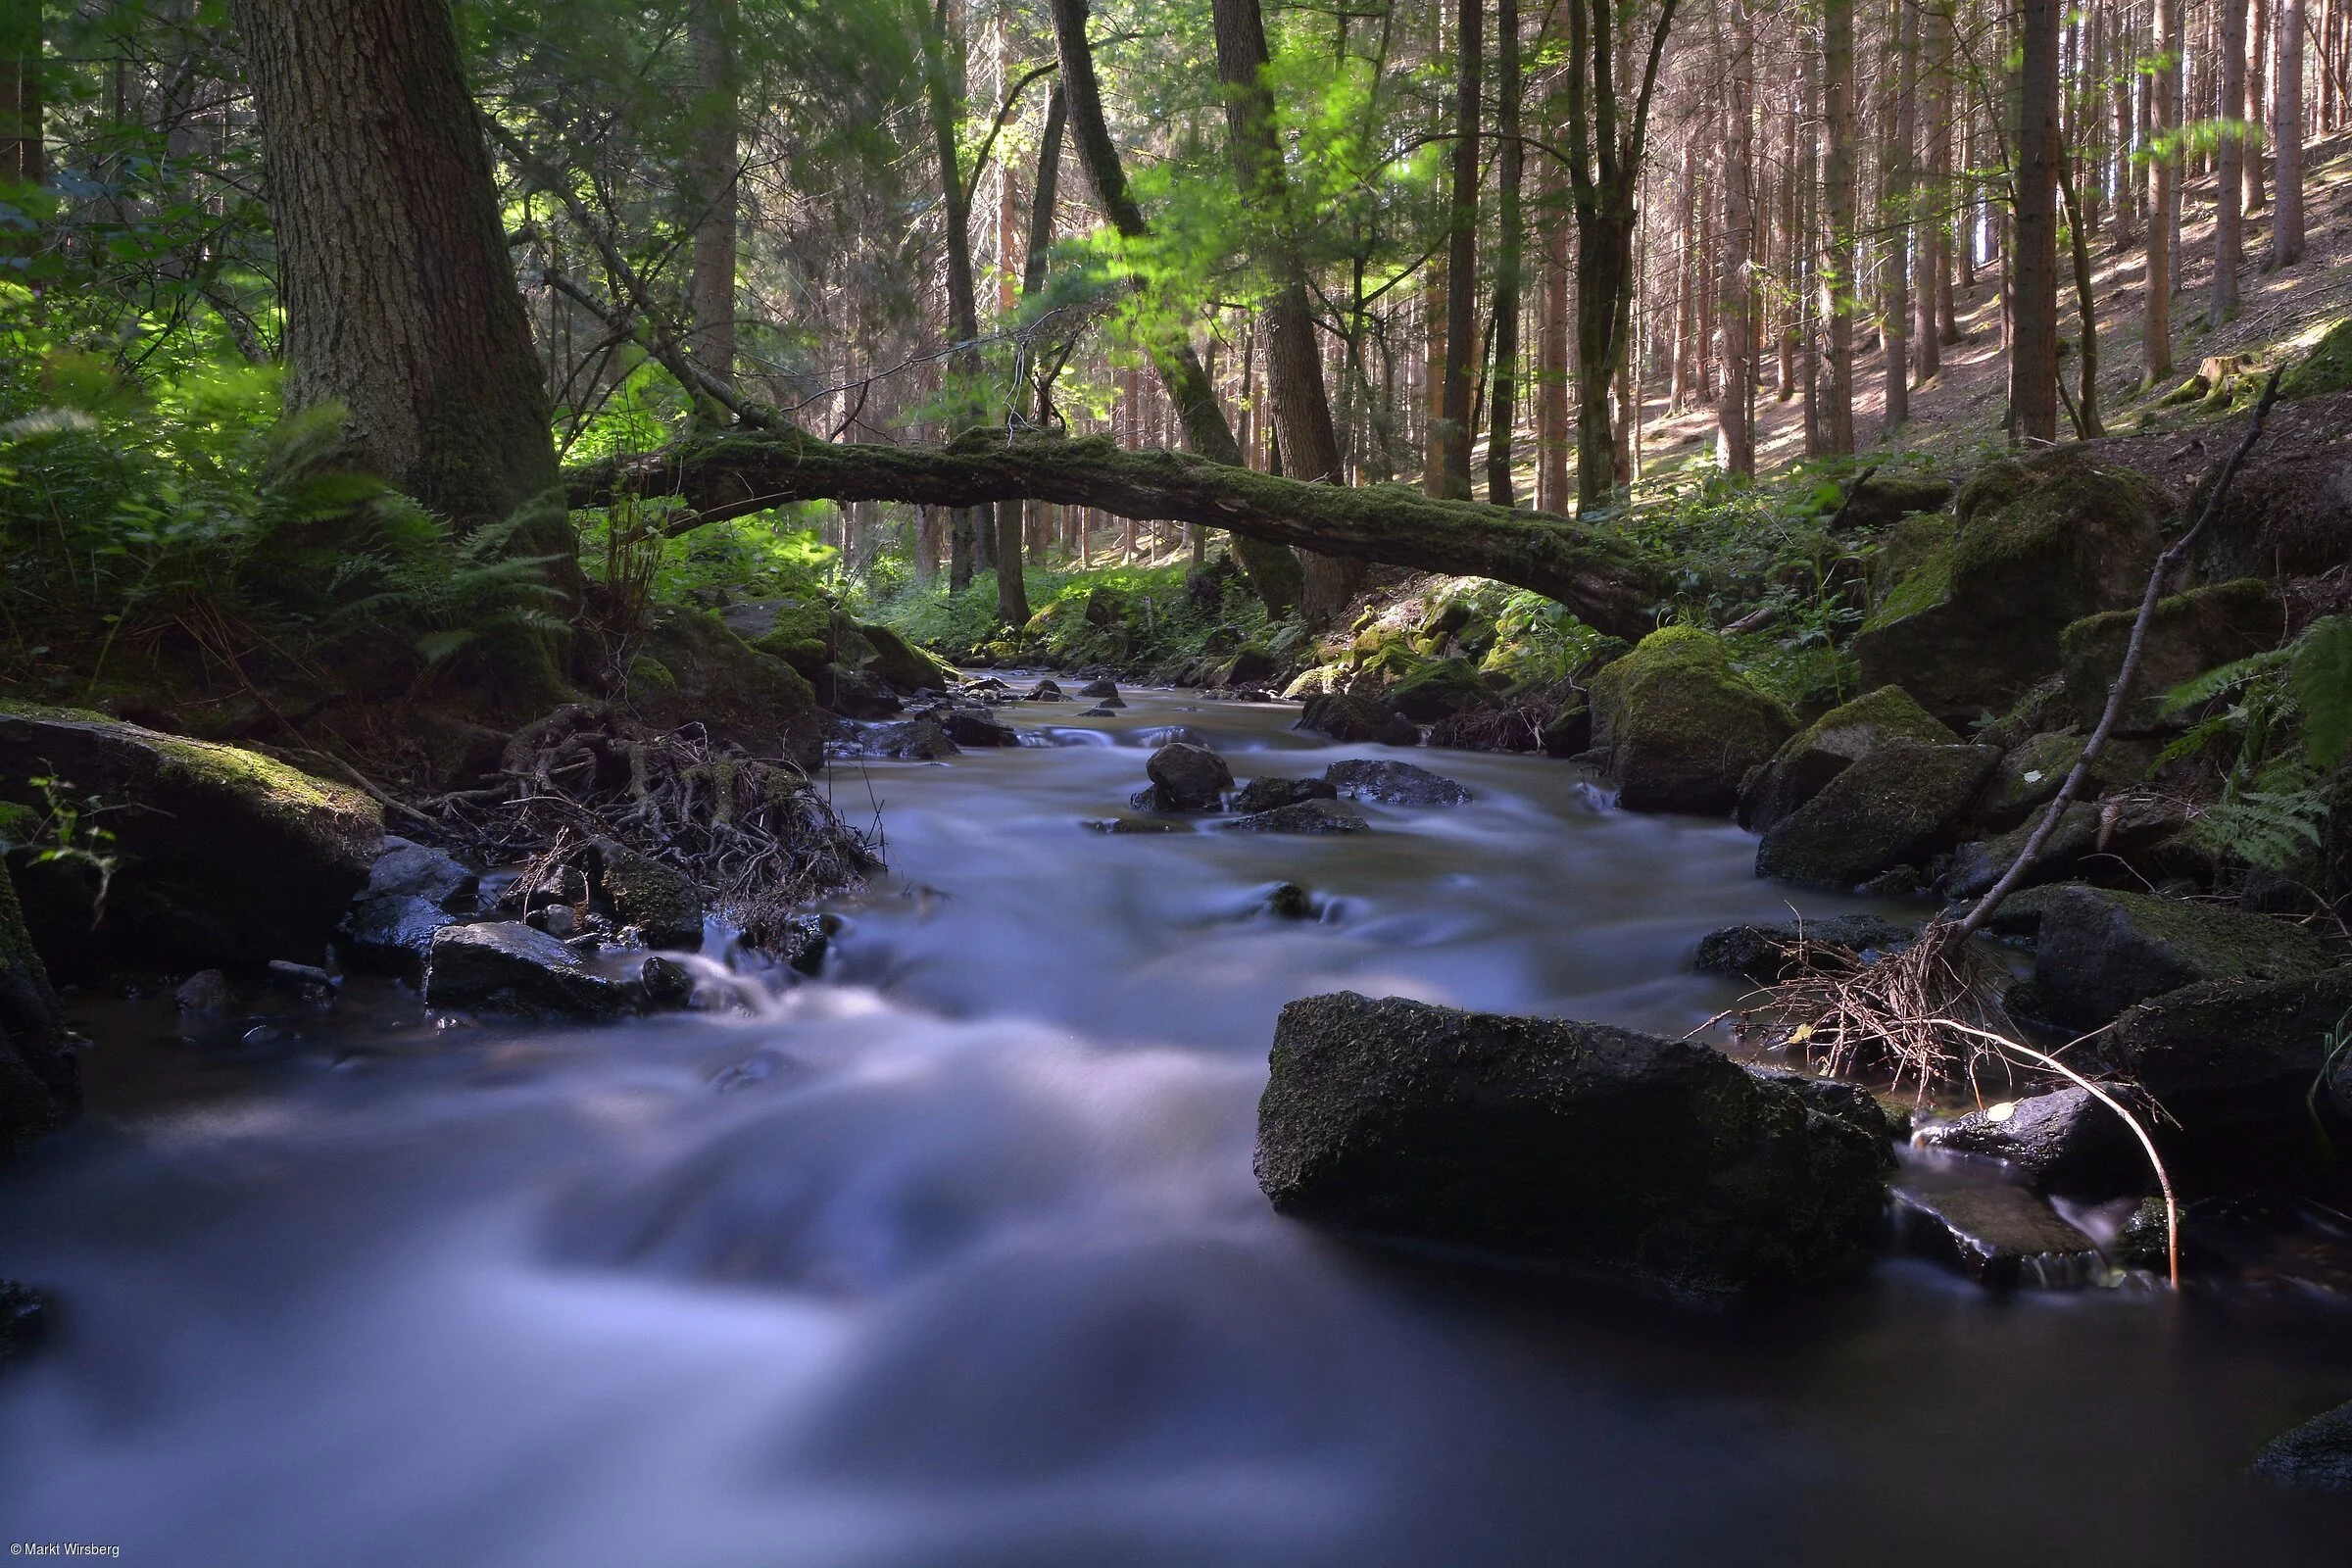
1 688 2348 1566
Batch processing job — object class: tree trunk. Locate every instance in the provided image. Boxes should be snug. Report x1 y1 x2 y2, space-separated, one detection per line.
1716 10 1755 476
686 0 738 383
2060 161 2105 435
576 427 1665 639
1917 0 1948 376
2211 0 2247 324
1047 0 1302 613
2014 0 2062 443
230 0 564 557
1823 0 1858 453
1538 159 1571 513
1423 257 1448 493
1209 0 1361 620
1884 0 1918 434
1437 0 1482 500
1486 0 1525 506
2248 0 2269 212
0 4 38 187
2146 0 2179 381
2274 0 2306 265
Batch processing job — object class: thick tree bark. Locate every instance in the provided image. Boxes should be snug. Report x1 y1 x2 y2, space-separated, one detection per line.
1823 0 1858 454
2212 0 2248 323
1486 0 1525 507
1047 0 1304 614
2145 0 2179 381
686 0 739 382
572 428 1663 640
2274 0 2306 265
1436 0 1482 500
2013 0 2062 443
1209 0 1362 620
231 0 563 552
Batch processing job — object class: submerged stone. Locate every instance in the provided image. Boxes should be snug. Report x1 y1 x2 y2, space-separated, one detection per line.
2251 1399 2352 1495
1911 1088 2144 1198
1230 775 1340 813
1892 1179 2106 1289
1224 800 1371 835
1693 915 1919 983
1323 759 1471 806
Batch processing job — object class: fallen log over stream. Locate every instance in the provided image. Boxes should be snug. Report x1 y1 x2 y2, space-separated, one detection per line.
565 428 1667 642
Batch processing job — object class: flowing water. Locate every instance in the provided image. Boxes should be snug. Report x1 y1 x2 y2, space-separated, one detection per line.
3 690 2349 1566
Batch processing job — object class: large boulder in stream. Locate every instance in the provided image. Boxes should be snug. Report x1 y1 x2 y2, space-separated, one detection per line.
2028 885 2334 1028
1738 685 1959 834
1853 450 2172 728
2104 966 2352 1149
1586 628 1796 815
1911 1088 2144 1199
1144 742 1234 811
0 861 76 1153
1754 741 2000 889
2252 1399 2352 1495
422 922 643 1019
0 703 382 974
627 608 824 769
1254 993 1892 1298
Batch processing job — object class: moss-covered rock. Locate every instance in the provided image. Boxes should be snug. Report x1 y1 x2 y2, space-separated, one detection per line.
0 858 75 1152
0 703 381 973
1835 471 1955 532
856 620 956 692
1854 450 2173 728
2278 318 2352 399
1738 685 1959 833
725 597 833 677
2032 885 2335 1027
2058 578 2280 734
590 840 705 951
1254 992 1892 1298
1388 657 1495 722
628 609 823 769
2106 966 2352 1149
1755 741 2000 888
1588 627 1797 814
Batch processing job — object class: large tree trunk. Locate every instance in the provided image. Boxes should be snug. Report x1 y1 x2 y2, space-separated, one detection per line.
1486 0 1525 507
1823 0 1858 454
2211 0 2248 324
2013 0 2062 443
1436 0 1482 501
1047 0 1304 614
2145 0 2179 382
572 428 1663 640
231 0 564 555
686 0 738 382
2273 0 2306 266
1209 0 1362 621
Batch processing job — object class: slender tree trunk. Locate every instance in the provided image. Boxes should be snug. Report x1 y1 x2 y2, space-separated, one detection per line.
2061 161 2105 434
1717 11 1755 475
1884 0 1918 433
2249 0 2270 210
1824 0 1858 453
919 0 986 591
1917 0 1948 378
2212 0 2248 323
686 0 738 383
1424 258 1448 493
2145 0 2180 381
0 5 38 187
1486 0 1525 505
1539 159 1571 512
2014 0 2062 442
1802 34 1823 452
1437 0 1483 499
230 0 565 565
2274 0 2306 264
1779 99 1800 398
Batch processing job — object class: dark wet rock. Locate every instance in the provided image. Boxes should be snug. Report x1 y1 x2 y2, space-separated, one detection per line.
1742 1065 1899 1146
1146 742 1234 811
941 709 1021 748
1378 712 1422 747
2031 886 2334 1028
171 968 230 1012
2111 1196 2174 1271
720 595 832 674
0 704 382 974
1296 691 1396 743
1259 882 1317 919
1087 816 1190 835
1230 776 1340 813
848 719 959 760
1210 648 1280 688
1026 679 1067 702
1390 658 1495 723
1254 993 1892 1298
1892 1179 2106 1289
1938 802 2104 901
1541 700 1592 759
591 841 704 951
343 895 461 964
856 621 956 692
423 922 642 1019
1755 742 2000 889
1912 1088 2144 1198
629 608 825 768
0 1279 50 1365
2105 967 2352 1142
364 838 477 910
1078 706 1119 717
1324 759 1471 807
2058 578 2280 735
1224 800 1371 834
1854 449 2173 729
815 662 902 719
1738 685 1960 834
640 954 697 1009
1834 470 1956 531
1973 730 2086 830
965 675 1014 695
1078 678 1120 699
1693 915 1919 983
1587 627 1796 815
2251 1400 2352 1495
0 860 75 1152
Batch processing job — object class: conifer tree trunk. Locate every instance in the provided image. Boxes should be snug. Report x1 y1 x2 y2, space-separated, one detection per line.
1916 0 1948 377
1486 0 1525 506
1716 9 1755 475
0 6 38 187
2145 0 2179 380
231 0 564 555
1538 160 1571 511
2274 0 2306 265
1823 0 1858 453
2211 0 2248 323
686 0 738 382
2014 0 2062 442
2247 0 2269 211
1437 0 1483 500
1884 0 1918 434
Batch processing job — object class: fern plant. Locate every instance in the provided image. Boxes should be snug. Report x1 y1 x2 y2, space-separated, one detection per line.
2159 615 2352 875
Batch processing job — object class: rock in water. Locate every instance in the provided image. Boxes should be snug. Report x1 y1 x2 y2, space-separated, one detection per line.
1323 759 1471 806
1911 1088 2143 1198
0 703 381 974
1254 993 1891 1298
1230 775 1340 813
1693 915 1918 983
1388 658 1494 723
363 838 477 909
0 859 75 1152
423 922 642 1019
589 841 705 951
1145 742 1234 811
1223 800 1370 834
1077 678 1120 699
2251 1400 2352 1495
1295 692 1395 744
0 1279 50 1365
941 709 1021 748
2031 886 2335 1028
1890 1180 2106 1289
1586 627 1796 815
1754 742 2000 889
2106 967 2352 1144
1737 685 1959 834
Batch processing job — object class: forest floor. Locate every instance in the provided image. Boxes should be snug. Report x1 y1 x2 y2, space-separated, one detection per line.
1640 131 2352 481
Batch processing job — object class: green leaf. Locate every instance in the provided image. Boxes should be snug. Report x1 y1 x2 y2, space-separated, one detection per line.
2292 614 2352 767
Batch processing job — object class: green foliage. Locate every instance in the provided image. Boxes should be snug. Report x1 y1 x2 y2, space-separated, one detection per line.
2291 615 2352 768
575 504 841 609
2157 615 2352 875
866 557 1287 675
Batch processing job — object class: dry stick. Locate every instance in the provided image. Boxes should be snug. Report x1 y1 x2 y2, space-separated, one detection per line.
1930 1017 2180 1290
1954 368 2284 940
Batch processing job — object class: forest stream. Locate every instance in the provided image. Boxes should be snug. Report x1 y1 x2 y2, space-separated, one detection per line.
2 687 2349 1567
